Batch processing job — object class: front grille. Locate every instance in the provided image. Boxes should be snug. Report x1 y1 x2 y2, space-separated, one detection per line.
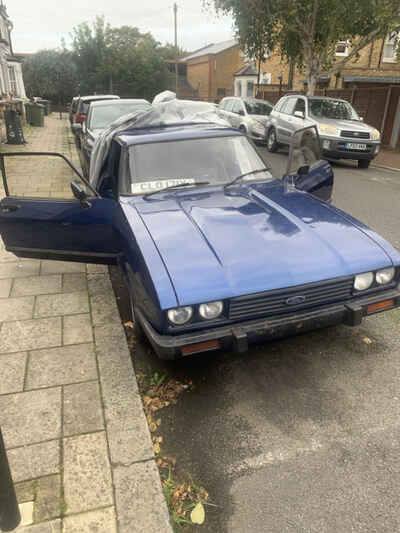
340 130 370 139
229 277 353 321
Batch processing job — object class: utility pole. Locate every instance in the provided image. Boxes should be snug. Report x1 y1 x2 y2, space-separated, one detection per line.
174 2 178 95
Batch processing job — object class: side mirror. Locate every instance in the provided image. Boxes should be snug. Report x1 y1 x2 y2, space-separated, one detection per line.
71 180 91 209
72 123 82 134
238 109 245 116
297 165 310 175
294 110 305 119
359 116 364 122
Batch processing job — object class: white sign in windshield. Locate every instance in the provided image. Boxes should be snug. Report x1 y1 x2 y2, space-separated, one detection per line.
131 178 195 195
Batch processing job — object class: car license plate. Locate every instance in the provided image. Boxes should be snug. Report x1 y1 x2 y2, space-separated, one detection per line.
345 142 367 150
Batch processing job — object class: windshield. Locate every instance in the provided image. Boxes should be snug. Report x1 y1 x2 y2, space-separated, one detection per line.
89 102 150 130
244 100 272 116
124 136 272 195
309 99 359 120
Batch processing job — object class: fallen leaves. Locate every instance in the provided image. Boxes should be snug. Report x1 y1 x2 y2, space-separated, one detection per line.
191 502 205 525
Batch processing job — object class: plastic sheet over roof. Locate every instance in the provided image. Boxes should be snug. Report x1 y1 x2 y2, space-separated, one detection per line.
89 91 229 186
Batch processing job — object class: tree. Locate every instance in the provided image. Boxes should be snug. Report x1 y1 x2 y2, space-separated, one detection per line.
209 0 400 94
22 49 78 104
70 18 172 99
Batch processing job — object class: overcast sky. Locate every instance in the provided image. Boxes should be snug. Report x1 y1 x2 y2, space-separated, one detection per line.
7 0 235 54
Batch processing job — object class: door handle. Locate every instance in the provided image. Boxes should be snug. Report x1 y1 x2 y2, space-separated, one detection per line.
0 203 19 213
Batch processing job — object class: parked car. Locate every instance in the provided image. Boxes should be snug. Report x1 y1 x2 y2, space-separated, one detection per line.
71 95 120 145
218 96 273 143
75 98 151 178
267 95 381 168
0 102 399 360
69 97 79 125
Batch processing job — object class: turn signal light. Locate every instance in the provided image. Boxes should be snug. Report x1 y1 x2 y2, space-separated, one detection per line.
367 299 394 314
181 340 220 356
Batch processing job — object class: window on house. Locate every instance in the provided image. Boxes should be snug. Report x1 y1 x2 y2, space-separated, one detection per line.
8 66 18 96
246 81 254 97
335 40 349 56
217 88 226 98
236 80 242 97
261 73 272 85
383 33 398 62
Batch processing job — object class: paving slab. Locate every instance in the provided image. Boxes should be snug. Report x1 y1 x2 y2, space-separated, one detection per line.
90 292 121 326
0 317 62 353
15 480 36 503
26 344 97 389
19 501 34 526
62 273 87 292
0 352 27 395
62 314 93 345
63 432 114 514
63 381 104 437
0 388 61 448
12 275 62 297
0 277 12 297
8 440 60 483
87 273 113 296
40 260 86 274
16 518 61 532
34 474 61 522
0 261 40 279
0 296 34 322
34 291 89 318
63 507 117 533
113 461 171 533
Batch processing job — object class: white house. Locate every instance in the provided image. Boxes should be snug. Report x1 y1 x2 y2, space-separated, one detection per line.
0 1 26 100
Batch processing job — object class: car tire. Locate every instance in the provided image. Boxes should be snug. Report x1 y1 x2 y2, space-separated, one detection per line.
358 159 371 169
267 127 279 152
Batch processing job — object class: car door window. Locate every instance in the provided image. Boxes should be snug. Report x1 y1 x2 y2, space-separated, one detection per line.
293 98 306 115
224 99 234 112
231 100 242 114
1 153 92 200
281 98 297 115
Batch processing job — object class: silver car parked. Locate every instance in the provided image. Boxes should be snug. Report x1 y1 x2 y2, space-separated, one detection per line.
267 95 381 168
218 97 273 143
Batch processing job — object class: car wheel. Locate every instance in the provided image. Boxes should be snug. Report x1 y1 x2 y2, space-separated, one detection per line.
358 159 371 169
267 127 279 152
129 294 146 343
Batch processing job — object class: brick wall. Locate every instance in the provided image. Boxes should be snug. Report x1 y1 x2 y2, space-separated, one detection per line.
186 57 211 99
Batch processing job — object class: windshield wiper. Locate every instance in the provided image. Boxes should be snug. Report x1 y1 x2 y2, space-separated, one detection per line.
143 181 210 198
224 168 270 188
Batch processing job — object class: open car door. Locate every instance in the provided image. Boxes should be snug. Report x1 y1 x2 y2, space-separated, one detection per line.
284 125 334 203
0 152 120 264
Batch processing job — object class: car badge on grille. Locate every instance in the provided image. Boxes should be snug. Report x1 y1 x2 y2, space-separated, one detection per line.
354 132 360 136
286 295 306 305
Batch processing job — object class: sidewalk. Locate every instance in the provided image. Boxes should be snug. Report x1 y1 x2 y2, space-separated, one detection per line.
0 116 171 532
373 148 400 170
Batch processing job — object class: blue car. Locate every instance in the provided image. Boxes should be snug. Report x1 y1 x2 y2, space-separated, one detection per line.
0 110 399 359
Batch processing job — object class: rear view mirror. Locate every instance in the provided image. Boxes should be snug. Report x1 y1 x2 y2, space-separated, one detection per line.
286 125 321 176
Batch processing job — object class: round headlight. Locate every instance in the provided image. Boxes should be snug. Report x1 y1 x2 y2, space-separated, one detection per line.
371 128 381 141
199 301 223 320
354 272 374 291
167 306 193 325
376 267 395 285
318 123 340 137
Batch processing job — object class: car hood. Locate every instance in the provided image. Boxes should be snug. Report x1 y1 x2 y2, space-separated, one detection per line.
250 114 270 125
313 117 373 132
130 183 393 306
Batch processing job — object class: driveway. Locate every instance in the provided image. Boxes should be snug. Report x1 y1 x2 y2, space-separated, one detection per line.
111 152 400 533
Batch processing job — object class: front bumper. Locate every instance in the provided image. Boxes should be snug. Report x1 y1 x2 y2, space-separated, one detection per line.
137 287 400 359
320 136 380 161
